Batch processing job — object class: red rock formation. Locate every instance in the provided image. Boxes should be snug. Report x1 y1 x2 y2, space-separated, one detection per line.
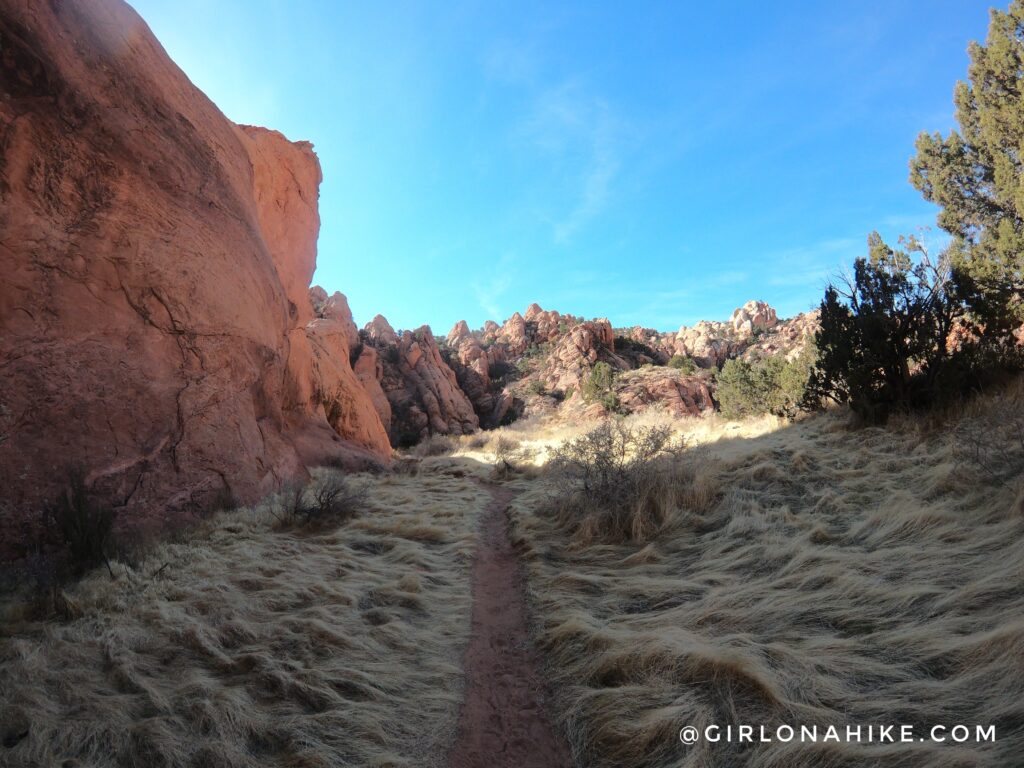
0 0 388 550
305 290 391 457
364 320 479 445
353 346 393 429
539 319 625 392
670 320 741 367
497 312 529 355
364 314 400 346
447 335 494 419
730 300 778 336
615 368 715 417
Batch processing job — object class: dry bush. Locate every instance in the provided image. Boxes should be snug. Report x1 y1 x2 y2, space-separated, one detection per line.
461 432 490 450
270 475 365 530
545 421 701 544
412 433 456 458
492 435 537 480
43 470 117 580
953 388 1024 489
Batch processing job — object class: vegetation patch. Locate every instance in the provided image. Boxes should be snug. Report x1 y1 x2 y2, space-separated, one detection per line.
543 421 715 545
717 348 814 419
580 361 619 412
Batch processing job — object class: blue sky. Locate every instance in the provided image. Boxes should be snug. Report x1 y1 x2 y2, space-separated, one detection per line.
132 0 991 332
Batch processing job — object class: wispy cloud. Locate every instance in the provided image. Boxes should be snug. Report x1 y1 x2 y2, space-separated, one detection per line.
554 115 619 244
472 253 516 320
514 80 627 244
483 39 541 86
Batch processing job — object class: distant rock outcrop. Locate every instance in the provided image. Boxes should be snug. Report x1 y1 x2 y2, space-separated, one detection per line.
443 300 817 422
742 309 819 361
0 0 388 549
652 300 805 368
730 300 779 336
305 290 392 457
362 321 479 446
615 368 715 417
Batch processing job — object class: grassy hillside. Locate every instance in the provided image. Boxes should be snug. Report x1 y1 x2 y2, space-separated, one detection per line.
3 386 1022 767
506 386 1024 767
0 467 487 768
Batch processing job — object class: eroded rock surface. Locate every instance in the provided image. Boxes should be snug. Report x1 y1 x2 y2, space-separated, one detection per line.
363 321 479 446
0 0 388 549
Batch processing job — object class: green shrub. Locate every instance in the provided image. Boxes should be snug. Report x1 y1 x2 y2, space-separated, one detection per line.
349 341 364 368
667 355 698 374
805 233 1018 422
487 360 515 381
581 361 619 411
525 379 547 396
613 336 659 359
717 349 813 419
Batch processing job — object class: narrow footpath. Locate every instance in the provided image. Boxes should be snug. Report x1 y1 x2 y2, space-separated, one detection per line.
449 484 573 768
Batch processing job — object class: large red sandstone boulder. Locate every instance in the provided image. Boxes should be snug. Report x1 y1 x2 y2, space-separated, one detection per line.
0 0 388 550
615 368 715 417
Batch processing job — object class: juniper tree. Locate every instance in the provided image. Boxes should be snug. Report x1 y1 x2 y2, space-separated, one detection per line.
910 2 1024 332
806 233 987 421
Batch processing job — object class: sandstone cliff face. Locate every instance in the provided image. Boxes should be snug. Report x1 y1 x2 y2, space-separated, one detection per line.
0 0 388 547
305 290 392 457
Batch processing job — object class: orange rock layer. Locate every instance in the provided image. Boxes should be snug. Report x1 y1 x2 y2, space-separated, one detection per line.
0 0 390 551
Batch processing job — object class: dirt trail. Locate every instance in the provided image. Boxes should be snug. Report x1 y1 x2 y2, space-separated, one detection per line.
449 484 573 768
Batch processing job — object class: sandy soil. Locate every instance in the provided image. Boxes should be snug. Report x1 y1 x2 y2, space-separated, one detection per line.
450 484 572 768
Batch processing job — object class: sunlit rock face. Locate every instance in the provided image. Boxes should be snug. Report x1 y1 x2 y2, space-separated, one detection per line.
0 0 389 552
362 322 480 447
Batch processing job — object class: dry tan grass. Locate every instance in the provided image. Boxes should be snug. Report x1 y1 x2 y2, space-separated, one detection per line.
448 407 789 472
4 385 1022 767
0 468 488 768
508 386 1024 767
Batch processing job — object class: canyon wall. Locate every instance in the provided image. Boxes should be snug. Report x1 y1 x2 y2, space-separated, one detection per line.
0 0 389 547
